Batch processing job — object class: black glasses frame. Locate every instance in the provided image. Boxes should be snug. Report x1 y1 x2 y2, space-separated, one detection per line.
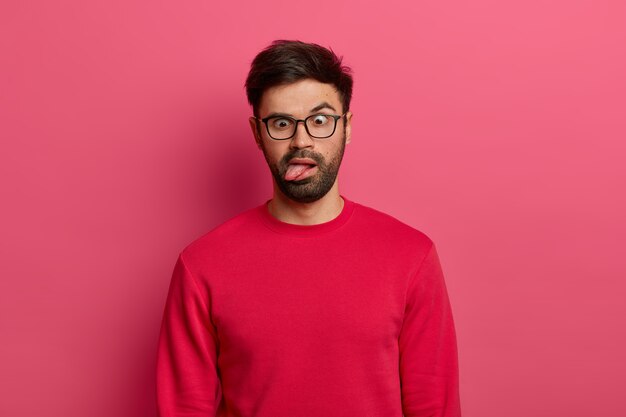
256 113 346 140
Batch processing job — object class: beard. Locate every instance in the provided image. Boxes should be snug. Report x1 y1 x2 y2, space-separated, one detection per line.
261 128 347 204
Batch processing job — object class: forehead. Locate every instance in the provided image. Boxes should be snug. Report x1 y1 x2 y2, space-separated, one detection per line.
258 78 341 116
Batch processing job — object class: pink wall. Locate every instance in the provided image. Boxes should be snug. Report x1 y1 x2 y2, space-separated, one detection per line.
1 1 625 416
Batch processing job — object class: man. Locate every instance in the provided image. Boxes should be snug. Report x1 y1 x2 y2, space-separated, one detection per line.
156 40 461 417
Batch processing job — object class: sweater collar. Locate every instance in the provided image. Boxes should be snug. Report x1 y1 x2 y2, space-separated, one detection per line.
257 195 355 237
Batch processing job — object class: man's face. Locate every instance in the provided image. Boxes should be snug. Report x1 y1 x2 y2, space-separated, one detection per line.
249 78 352 204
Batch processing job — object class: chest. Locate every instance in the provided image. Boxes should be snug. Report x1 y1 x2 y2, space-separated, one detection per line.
207 248 410 363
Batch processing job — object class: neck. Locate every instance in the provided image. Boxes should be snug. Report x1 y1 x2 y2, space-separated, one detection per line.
268 182 344 225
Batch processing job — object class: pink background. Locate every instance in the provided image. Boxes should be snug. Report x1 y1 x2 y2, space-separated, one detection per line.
1 1 625 416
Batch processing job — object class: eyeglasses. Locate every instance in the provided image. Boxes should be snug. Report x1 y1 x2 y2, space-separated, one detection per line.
256 113 346 140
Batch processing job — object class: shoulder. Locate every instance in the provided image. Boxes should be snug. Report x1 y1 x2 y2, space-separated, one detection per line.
351 200 435 249
179 204 262 262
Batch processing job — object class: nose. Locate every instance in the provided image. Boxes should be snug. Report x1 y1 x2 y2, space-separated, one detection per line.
289 120 314 150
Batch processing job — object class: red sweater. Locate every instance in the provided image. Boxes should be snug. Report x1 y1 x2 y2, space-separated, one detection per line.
156 195 461 417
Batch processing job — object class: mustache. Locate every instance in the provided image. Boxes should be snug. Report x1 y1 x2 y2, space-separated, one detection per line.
280 150 324 167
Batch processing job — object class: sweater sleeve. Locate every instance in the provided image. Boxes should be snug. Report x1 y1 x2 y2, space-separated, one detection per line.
156 253 222 417
398 242 461 417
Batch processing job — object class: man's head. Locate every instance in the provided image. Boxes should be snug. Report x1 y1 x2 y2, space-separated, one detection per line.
245 40 354 204
245 40 353 118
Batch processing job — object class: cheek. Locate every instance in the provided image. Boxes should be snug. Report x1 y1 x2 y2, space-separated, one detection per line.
264 145 288 164
320 143 341 158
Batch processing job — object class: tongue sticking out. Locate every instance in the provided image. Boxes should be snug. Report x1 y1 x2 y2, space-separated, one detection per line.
285 164 315 181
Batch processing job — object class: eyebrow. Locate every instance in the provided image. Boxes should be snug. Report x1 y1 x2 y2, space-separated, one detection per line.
310 102 337 113
263 102 338 119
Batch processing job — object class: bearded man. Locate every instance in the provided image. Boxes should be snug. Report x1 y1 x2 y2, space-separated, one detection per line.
156 40 462 417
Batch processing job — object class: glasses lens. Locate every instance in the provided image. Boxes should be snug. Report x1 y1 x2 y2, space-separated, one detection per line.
306 114 336 138
267 117 295 140
265 115 339 140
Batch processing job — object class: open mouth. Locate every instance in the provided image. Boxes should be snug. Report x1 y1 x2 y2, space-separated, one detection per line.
284 162 318 181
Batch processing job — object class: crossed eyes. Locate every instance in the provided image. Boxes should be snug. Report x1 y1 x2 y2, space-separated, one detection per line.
269 114 333 129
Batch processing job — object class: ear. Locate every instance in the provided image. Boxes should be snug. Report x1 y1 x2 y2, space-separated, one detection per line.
344 111 353 144
249 117 263 150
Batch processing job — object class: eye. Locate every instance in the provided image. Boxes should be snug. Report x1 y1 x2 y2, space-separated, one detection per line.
270 118 293 130
311 114 330 125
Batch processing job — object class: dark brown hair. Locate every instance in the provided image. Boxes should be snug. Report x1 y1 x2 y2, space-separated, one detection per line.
245 40 353 117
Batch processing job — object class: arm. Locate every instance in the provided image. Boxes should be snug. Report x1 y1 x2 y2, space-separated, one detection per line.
399 242 461 417
156 253 222 417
